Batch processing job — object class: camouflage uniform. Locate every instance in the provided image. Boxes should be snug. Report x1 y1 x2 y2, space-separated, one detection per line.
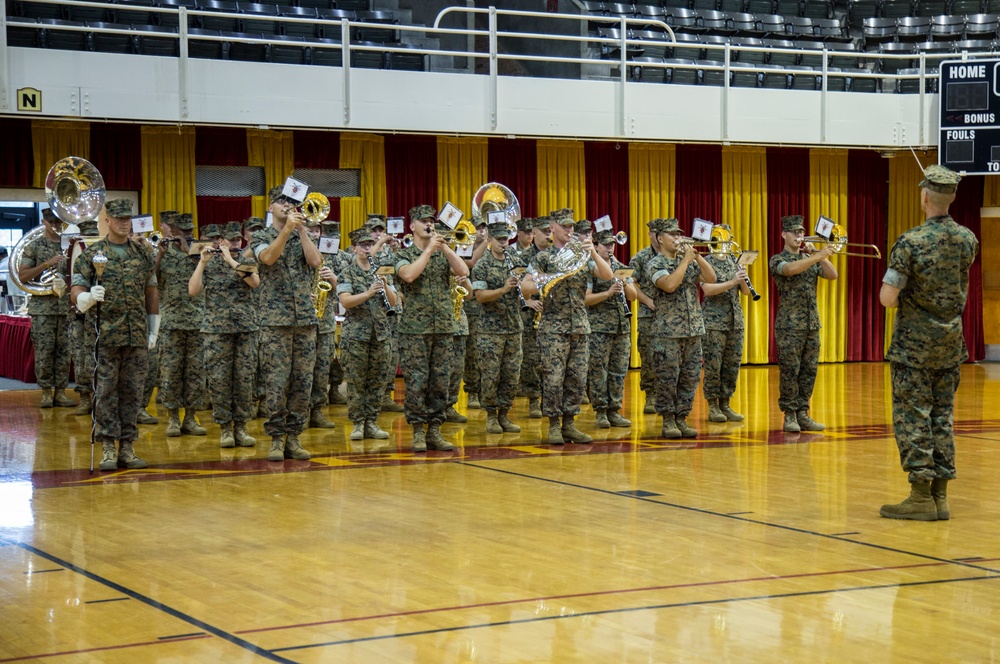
200 252 259 425
884 213 978 483
470 250 523 414
251 225 318 438
157 244 205 410
462 283 482 400
72 236 156 445
66 222 100 404
701 255 744 401
374 245 402 397
586 255 631 414
337 259 393 424
769 249 823 414
629 245 657 400
448 301 470 409
646 253 705 420
514 242 541 400
311 243 339 412
20 232 71 391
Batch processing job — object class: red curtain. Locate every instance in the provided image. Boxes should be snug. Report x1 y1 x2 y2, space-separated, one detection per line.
89 123 142 191
487 137 538 218
585 141 630 262
384 135 438 220
195 127 248 166
0 119 33 187
196 196 252 227
293 130 340 168
674 144 722 232
846 150 889 361
950 174 985 362
766 147 811 363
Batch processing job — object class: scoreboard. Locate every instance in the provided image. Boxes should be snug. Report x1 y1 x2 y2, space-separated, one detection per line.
939 59 1000 175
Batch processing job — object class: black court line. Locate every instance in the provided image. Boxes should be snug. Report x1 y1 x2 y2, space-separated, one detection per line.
14 542 292 664
158 632 206 640
726 511 753 515
829 532 861 536
272 573 998 653
85 597 131 604
24 568 64 574
460 462 1000 576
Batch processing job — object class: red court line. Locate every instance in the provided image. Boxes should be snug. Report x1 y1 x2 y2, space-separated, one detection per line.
237 557 997 636
0 634 211 663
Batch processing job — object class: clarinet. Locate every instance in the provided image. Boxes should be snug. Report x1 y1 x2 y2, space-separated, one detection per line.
616 276 632 318
502 248 530 311
730 255 761 301
369 257 396 316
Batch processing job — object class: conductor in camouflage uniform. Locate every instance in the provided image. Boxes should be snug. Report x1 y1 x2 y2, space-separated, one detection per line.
879 165 979 521
67 218 101 415
156 211 207 437
700 224 751 423
188 221 260 448
585 230 636 429
337 226 398 441
19 207 76 408
308 220 339 430
470 221 525 435
71 198 159 471
628 222 660 415
647 218 716 439
769 215 838 433
526 208 613 445
514 216 548 418
395 204 470 452
251 186 323 462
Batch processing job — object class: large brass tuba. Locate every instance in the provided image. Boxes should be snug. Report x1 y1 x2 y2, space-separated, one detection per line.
472 182 521 228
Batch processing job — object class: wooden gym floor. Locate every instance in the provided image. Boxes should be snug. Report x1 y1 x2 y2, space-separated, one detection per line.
2 362 1000 662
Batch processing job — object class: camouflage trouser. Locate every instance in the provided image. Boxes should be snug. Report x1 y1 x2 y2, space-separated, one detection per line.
637 317 653 394
588 331 630 412
311 331 335 409
775 329 820 413
328 336 344 392
399 333 450 425
702 327 744 400
204 332 256 425
385 316 400 394
447 333 468 406
255 329 265 401
158 328 203 409
652 335 702 418
463 315 480 396
537 332 589 418
68 316 95 396
891 362 960 484
518 309 540 399
29 314 70 389
141 344 159 411
260 325 316 437
94 344 148 443
342 332 391 423
476 332 522 413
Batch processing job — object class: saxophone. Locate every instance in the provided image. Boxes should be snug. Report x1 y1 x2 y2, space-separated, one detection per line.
313 266 333 319
449 276 468 321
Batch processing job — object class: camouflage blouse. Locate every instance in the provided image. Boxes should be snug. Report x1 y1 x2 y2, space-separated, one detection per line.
394 245 455 335
701 254 744 332
470 250 523 335
73 238 156 348
200 254 258 334
769 249 822 330
250 227 318 328
587 255 631 335
20 234 67 315
336 259 393 343
628 245 656 320
157 245 204 331
646 253 705 338
529 247 595 335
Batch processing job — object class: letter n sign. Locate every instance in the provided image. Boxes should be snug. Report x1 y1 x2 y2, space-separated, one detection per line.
17 87 42 112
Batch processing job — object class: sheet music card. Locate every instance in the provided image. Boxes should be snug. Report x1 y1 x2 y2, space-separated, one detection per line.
593 215 613 233
438 202 463 229
456 243 474 258
692 218 713 242
487 211 505 226
281 177 308 203
131 215 154 234
387 217 405 234
737 250 759 267
319 236 340 254
814 216 835 239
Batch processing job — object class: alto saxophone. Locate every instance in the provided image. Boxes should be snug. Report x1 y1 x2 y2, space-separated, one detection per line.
313 266 333 319
449 276 468 321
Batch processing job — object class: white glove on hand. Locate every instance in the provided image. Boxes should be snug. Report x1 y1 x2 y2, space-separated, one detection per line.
76 285 105 313
91 285 106 302
52 276 67 298
147 314 160 350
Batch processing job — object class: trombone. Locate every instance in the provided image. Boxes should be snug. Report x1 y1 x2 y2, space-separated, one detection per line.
802 224 881 259
436 219 476 248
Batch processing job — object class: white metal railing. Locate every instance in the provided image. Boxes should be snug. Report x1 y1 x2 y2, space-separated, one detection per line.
2 0 997 142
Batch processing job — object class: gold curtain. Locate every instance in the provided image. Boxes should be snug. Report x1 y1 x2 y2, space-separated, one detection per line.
985 174 1000 207
339 132 387 239
536 139 587 219
247 129 295 220
140 125 196 229
627 142 676 368
721 145 769 364
31 121 90 188
809 148 849 362
885 150 934 354
437 136 488 221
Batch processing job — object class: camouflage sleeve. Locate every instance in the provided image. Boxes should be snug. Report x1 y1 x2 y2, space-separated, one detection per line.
18 238 37 268
470 260 487 292
73 249 94 289
768 253 790 277
250 229 270 259
883 237 912 288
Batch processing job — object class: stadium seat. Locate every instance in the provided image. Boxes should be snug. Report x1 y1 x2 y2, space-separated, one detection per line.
225 30 267 61
187 26 227 57
701 34 729 61
628 55 664 81
238 3 279 35
847 0 879 28
862 17 897 46
39 18 89 50
663 57 700 84
6 19 42 47
788 64 818 89
699 60 727 86
881 1 914 19
268 34 307 64
156 0 196 29
280 6 318 39
695 9 728 32
310 37 343 66
385 44 425 71
195 0 239 32
731 62 758 86
67 1 111 24
764 37 798 65
115 0 156 28
896 16 931 41
732 36 766 62
726 12 758 35
88 20 132 52
758 63 790 88
355 10 398 43
930 15 965 41
915 0 947 16
133 23 178 55
965 13 999 39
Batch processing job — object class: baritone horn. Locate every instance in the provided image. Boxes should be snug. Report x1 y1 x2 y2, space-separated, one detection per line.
802 224 882 259
437 219 477 248
299 192 330 225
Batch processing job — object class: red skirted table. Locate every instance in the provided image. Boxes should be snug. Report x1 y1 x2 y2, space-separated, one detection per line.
0 314 36 383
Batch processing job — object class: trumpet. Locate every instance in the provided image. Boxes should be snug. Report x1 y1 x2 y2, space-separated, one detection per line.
401 234 414 248
802 224 881 259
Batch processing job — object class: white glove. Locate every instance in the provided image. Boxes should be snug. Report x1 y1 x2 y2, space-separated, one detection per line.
147 314 160 350
76 286 105 313
91 285 106 302
52 276 67 298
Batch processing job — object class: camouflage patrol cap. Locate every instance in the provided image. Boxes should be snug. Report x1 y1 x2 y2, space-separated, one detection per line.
781 215 805 232
320 220 340 238
649 218 681 234
366 213 387 228
920 164 961 194
595 230 615 245
550 208 575 225
574 219 592 234
349 227 374 245
222 221 243 240
159 210 179 226
105 199 133 218
41 207 58 223
409 204 436 221
516 217 534 232
173 213 194 231
78 219 99 236
487 221 512 239
533 216 552 229
244 216 266 232
200 224 222 239
268 185 285 204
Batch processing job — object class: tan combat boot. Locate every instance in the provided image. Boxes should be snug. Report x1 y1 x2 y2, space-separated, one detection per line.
266 436 284 462
467 393 481 409
931 478 950 520
74 394 93 416
411 424 427 452
607 410 631 427
643 394 656 414
364 420 389 439
98 441 118 471
797 409 825 431
219 422 236 448
547 417 564 445
707 399 727 423
310 407 336 429
328 384 347 405
880 481 937 521
117 441 147 469
426 423 454 451
233 422 256 447
350 422 365 441
783 411 801 433
595 410 610 428
498 411 520 433
136 408 158 425
53 389 78 407
485 413 503 434
561 414 592 444
283 434 311 460
528 398 542 419
39 389 54 408
381 391 404 412
181 410 207 435
445 406 467 423
719 398 744 422
661 415 681 439
676 417 698 438
165 409 182 437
